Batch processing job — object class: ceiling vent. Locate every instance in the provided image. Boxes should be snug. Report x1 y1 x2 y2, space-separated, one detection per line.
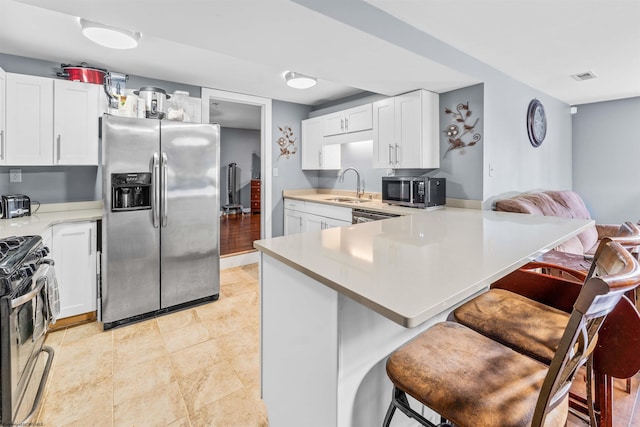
571 71 598 81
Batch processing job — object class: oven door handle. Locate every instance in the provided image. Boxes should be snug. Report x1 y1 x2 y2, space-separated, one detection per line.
11 277 46 309
14 346 54 426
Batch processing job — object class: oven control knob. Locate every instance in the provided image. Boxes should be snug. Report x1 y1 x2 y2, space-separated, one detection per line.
20 263 36 277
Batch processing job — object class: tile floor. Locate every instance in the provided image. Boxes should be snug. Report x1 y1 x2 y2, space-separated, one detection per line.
33 262 640 427
37 263 266 427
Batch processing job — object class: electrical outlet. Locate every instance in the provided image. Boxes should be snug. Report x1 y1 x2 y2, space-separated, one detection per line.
9 169 22 183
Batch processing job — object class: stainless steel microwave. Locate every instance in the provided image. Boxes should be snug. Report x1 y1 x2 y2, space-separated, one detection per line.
382 176 446 208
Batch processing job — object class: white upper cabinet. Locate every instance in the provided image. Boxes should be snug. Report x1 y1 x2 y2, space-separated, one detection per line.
301 116 340 170
372 89 439 169
323 104 372 136
0 67 5 165
5 73 99 166
54 79 99 165
6 73 54 165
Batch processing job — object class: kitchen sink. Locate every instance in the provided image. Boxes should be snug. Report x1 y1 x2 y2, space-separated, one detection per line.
325 197 370 204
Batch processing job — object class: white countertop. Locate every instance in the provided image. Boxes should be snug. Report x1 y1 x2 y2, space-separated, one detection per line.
255 207 594 327
0 201 102 238
282 189 435 215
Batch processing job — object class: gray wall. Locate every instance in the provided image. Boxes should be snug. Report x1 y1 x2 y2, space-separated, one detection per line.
436 84 484 200
271 100 315 237
572 97 640 223
0 166 99 204
220 127 260 209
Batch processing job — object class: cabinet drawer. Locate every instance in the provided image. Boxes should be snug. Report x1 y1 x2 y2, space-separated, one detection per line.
251 193 260 201
303 201 352 222
284 199 305 211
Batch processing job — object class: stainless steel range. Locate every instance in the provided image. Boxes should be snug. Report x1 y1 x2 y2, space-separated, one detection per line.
0 235 58 425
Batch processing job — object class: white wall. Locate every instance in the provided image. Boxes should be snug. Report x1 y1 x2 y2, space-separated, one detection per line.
572 97 640 223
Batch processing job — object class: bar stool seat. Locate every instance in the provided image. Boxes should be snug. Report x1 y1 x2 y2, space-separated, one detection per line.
454 288 568 365
386 321 569 427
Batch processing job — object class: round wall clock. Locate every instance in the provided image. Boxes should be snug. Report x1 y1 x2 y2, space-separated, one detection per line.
527 99 547 147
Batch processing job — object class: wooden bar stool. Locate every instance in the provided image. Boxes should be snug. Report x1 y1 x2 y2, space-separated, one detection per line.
453 238 640 427
383 239 640 427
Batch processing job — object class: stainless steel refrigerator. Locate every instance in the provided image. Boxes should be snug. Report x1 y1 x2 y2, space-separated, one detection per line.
101 114 220 329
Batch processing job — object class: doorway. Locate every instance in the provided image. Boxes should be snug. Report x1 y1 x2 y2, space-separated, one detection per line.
201 89 272 268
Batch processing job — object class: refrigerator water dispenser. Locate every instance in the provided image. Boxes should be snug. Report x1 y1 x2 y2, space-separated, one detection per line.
111 173 152 211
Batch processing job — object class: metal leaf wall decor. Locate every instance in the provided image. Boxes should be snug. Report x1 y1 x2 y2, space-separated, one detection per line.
277 125 297 160
443 102 482 157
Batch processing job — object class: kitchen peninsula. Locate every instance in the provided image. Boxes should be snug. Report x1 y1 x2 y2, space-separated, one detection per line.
254 207 593 427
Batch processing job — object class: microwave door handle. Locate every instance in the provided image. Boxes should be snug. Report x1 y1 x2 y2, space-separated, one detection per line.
152 153 160 228
409 181 414 204
161 152 168 227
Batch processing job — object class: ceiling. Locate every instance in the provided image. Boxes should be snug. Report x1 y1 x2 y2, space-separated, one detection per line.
1 0 638 128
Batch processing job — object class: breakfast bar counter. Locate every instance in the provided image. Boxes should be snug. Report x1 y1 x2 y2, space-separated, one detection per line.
254 207 593 427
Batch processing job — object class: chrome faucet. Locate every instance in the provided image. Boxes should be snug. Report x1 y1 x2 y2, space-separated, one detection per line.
339 167 364 198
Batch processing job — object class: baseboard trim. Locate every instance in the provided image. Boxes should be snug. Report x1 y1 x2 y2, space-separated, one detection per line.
221 251 260 269
49 311 97 331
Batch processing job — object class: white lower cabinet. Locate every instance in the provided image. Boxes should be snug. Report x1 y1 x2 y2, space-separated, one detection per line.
48 221 98 319
284 207 305 235
284 199 351 235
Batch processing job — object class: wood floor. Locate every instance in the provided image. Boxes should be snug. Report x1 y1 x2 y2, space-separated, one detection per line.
220 212 261 256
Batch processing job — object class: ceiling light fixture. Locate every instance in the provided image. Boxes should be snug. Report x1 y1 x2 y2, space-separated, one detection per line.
284 71 317 89
80 18 141 50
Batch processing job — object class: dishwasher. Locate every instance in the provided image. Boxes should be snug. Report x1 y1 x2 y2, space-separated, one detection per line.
351 208 401 224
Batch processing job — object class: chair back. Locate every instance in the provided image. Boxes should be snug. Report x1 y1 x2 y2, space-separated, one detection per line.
532 238 640 426
614 221 640 257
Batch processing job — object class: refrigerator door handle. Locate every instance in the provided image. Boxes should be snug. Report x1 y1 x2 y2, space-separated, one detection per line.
161 152 168 227
152 153 160 228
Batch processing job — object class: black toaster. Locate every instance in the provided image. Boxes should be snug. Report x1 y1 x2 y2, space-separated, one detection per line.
2 195 31 219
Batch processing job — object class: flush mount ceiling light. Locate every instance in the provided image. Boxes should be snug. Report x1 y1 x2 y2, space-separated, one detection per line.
80 19 141 49
284 71 317 89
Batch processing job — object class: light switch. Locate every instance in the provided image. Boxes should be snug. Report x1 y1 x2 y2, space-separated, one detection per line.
9 169 22 183
273 167 279 177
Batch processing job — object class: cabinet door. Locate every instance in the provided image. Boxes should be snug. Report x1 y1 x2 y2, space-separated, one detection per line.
51 221 97 319
395 91 422 169
323 112 345 136
301 117 323 169
5 74 54 165
305 213 325 232
344 104 372 133
323 217 351 229
302 117 341 170
0 68 5 165
372 97 395 168
284 209 305 235
321 144 341 170
54 80 99 165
